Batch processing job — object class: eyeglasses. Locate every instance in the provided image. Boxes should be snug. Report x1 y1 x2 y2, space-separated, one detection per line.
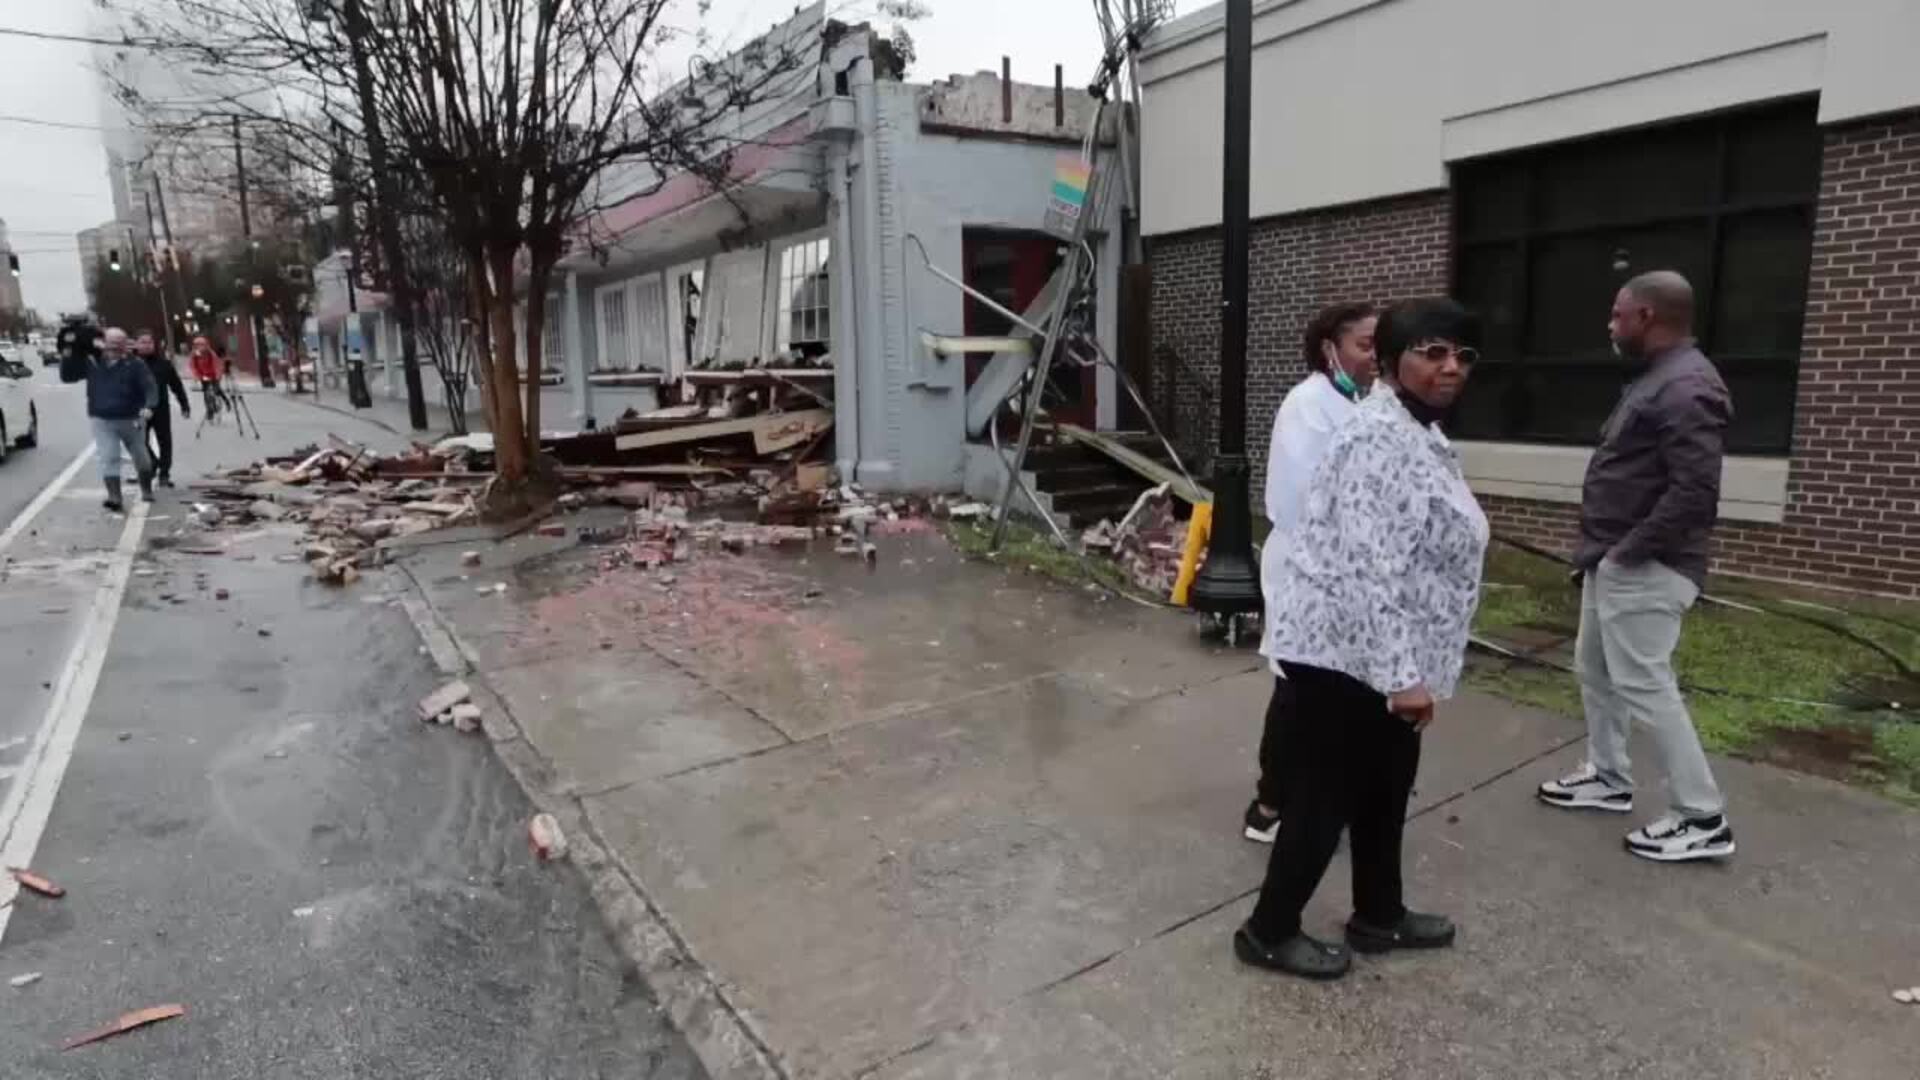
1406 342 1479 366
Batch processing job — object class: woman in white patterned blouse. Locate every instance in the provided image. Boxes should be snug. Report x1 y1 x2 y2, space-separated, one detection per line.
1234 297 1489 982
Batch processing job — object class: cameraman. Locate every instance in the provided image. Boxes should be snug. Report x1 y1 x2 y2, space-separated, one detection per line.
61 325 157 512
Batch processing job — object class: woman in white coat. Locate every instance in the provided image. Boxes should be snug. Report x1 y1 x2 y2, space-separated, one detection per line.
1243 302 1379 843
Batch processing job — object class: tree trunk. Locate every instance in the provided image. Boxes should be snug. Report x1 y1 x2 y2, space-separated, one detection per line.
523 269 548 448
486 246 530 486
343 0 429 431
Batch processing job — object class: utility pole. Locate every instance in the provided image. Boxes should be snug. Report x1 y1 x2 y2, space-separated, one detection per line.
142 192 177 353
235 116 275 388
1188 0 1261 623
341 0 428 430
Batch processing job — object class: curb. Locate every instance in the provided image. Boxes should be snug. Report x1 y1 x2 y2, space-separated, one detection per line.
391 561 788 1080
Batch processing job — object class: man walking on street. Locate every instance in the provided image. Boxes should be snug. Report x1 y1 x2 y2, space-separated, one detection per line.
1537 271 1735 862
61 326 158 512
137 330 190 487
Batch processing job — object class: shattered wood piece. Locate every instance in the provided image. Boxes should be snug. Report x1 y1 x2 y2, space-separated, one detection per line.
535 521 568 538
418 680 472 721
450 702 483 734
793 462 832 492
610 408 832 456
7 868 65 898
175 545 226 556
412 502 472 518
392 517 438 538
62 1004 187 1051
527 813 568 861
944 501 990 520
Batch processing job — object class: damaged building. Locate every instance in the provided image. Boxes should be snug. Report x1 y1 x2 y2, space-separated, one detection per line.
314 1 1134 507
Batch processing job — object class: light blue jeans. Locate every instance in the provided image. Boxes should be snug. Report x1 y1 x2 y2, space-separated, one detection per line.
90 416 152 482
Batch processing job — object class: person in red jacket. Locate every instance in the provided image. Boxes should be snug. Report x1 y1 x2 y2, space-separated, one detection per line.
189 336 228 417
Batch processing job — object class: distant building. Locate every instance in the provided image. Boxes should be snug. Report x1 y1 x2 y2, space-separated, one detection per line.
75 221 134 307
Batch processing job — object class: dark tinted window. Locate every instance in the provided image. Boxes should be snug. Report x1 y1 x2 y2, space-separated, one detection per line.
1450 100 1818 454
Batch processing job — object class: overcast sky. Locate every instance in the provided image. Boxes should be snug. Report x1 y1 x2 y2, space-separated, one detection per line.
0 0 1202 319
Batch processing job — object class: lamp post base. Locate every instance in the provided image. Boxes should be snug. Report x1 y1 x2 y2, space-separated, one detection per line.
1189 454 1262 616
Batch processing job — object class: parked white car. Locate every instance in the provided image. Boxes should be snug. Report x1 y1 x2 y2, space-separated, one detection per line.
0 347 40 463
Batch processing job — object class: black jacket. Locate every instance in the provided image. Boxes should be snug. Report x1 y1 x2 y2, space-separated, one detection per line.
142 352 190 416
1573 343 1732 587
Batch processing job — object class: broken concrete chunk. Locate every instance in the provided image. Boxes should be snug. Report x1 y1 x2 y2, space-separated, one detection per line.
9 971 44 988
527 813 568 861
247 500 290 521
417 680 472 721
450 702 483 734
460 550 482 567
350 519 399 541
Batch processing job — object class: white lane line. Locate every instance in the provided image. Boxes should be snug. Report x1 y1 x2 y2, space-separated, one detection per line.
0 501 147 942
0 445 93 558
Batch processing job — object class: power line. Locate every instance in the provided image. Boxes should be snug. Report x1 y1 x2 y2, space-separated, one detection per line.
0 25 141 49
0 113 111 133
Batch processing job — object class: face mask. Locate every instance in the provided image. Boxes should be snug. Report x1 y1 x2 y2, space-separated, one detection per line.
1324 342 1360 400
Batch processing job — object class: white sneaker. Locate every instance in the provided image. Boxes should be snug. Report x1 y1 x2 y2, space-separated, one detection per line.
1625 813 1736 862
1537 763 1633 813
1242 800 1280 844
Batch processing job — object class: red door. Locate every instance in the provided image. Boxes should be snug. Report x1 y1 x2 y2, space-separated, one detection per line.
961 229 1096 429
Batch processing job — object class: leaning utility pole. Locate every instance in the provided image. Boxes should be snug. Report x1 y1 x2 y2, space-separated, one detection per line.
234 116 276 388
341 0 428 430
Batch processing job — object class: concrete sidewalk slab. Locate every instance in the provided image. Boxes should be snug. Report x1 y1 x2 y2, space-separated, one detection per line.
402 521 1920 1080
875 748 1920 1080
487 650 787 795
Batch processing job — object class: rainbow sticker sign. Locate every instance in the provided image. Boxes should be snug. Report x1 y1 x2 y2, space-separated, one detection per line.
1044 155 1093 239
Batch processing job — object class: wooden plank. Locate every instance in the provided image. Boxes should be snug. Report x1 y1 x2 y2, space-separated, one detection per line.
1054 423 1210 506
612 408 831 454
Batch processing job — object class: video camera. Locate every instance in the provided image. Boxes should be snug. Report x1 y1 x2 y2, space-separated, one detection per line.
55 316 102 364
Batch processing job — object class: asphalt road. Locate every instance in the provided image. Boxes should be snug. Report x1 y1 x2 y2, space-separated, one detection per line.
0 374 701 1079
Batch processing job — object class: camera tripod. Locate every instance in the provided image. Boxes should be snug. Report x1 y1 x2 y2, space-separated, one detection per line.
194 374 261 440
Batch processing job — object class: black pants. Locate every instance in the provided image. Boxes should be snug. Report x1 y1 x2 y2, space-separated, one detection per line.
1247 661 1422 942
1254 675 1293 809
145 406 174 478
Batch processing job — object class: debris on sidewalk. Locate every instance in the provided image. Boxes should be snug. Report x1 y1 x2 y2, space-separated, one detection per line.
62 1003 187 1051
1078 484 1190 597
9 972 44 988
418 680 472 722
449 702 484 734
1895 986 1920 1005
527 812 568 861
7 867 65 898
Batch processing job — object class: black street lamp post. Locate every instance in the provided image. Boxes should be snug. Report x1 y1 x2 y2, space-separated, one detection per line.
1188 0 1262 625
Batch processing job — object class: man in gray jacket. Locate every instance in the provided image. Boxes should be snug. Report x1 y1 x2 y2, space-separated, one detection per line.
1537 271 1735 863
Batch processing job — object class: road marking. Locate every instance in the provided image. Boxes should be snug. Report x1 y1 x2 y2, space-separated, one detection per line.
0 445 92 558
0 501 147 942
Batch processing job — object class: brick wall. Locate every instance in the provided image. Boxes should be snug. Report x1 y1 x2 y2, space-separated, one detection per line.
1147 191 1450 494
1151 111 1920 599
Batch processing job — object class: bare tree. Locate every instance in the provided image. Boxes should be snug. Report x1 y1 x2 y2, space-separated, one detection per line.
355 0 808 512
408 211 478 434
108 0 812 516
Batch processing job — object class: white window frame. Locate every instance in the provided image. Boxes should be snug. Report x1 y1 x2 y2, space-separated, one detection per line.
774 233 832 362
541 295 565 373
630 274 668 372
697 245 769 369
593 281 634 372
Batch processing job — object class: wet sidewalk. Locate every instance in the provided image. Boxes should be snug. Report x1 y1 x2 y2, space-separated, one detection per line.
396 518 1920 1080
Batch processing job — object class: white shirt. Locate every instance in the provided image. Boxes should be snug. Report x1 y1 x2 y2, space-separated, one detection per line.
1264 387 1489 699
1260 372 1360 669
